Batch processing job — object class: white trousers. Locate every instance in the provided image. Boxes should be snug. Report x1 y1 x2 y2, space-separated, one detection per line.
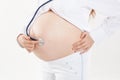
35 51 92 80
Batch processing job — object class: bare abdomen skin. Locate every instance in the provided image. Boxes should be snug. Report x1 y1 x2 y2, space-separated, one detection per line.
30 11 82 61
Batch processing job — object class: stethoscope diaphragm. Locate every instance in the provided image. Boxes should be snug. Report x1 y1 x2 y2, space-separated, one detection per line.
39 38 45 46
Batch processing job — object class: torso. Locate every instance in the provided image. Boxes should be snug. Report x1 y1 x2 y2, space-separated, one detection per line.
29 10 82 61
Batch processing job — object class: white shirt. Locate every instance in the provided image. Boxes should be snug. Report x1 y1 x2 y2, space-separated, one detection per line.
22 0 120 45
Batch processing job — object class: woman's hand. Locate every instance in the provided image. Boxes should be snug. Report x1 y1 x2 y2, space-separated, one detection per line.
72 31 94 54
17 34 39 52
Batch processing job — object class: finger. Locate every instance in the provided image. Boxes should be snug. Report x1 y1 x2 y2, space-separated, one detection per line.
24 44 34 49
27 47 34 51
21 36 31 44
31 40 39 44
77 42 93 53
75 46 89 54
80 43 93 54
80 31 87 38
22 40 39 50
22 35 39 44
23 35 30 40
72 31 89 51
72 41 84 51
72 38 86 50
73 33 88 47
24 36 38 43
26 47 35 52
72 40 81 48
74 34 88 47
80 32 88 42
72 36 86 46
75 45 87 52
24 39 39 45
72 32 86 47
21 35 30 41
74 42 89 52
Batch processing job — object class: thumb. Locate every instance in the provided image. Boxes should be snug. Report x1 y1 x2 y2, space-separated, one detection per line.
32 40 40 44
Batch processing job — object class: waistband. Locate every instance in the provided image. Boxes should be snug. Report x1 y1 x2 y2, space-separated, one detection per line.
46 51 81 63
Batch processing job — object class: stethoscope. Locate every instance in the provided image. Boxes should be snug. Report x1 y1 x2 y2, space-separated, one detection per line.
26 0 53 46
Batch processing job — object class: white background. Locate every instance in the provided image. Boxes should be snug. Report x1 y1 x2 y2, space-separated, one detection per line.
0 0 120 80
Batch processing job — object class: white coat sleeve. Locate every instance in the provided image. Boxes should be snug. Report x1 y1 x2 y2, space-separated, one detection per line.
89 15 120 44
88 0 120 45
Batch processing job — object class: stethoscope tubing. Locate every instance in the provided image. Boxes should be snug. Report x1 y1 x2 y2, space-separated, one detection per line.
26 0 53 41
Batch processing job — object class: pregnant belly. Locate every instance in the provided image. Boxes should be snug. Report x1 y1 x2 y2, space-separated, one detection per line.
29 10 82 61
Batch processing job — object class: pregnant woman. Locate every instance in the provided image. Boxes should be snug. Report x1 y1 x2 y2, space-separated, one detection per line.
17 0 120 80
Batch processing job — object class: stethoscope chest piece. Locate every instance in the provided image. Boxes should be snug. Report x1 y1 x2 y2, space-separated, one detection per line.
39 38 45 46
